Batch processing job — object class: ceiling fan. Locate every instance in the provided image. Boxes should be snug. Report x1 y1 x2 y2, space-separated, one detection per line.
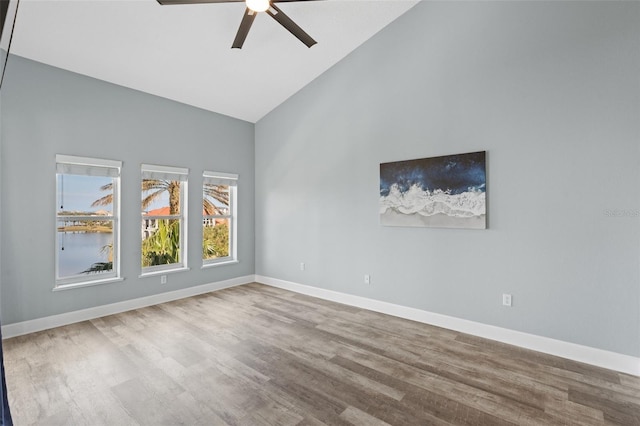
157 0 318 49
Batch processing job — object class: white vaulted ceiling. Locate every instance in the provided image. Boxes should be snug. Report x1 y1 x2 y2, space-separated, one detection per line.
9 0 418 122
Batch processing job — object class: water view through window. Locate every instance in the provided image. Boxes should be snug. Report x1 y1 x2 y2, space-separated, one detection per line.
56 174 115 279
57 231 113 277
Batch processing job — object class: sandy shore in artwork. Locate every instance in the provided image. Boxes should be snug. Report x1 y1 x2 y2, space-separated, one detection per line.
380 210 486 229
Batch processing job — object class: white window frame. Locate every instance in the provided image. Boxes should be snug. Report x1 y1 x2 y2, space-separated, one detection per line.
202 171 238 267
140 164 189 276
55 154 122 289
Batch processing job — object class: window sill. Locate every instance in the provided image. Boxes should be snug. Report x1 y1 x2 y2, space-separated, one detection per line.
202 260 238 269
53 277 125 292
139 267 190 279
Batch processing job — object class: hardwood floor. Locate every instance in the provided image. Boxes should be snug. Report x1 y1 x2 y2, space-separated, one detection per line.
3 283 639 425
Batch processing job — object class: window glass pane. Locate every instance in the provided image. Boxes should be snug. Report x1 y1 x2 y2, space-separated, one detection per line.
202 174 236 265
141 169 185 272
56 172 116 283
57 174 114 215
142 219 181 267
203 184 230 215
142 179 182 215
203 218 230 260
57 220 114 278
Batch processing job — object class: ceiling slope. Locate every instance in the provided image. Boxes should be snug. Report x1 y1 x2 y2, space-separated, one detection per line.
10 0 418 122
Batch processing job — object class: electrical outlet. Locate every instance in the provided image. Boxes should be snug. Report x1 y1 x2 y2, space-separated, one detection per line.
364 274 370 285
300 262 305 271
161 275 167 284
502 293 512 307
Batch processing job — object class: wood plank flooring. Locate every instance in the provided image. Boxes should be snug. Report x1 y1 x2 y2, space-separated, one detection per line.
3 283 639 425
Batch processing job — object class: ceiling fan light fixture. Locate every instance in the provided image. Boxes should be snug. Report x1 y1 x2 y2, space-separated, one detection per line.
246 0 269 13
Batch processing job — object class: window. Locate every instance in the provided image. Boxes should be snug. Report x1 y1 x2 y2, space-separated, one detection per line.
55 155 122 288
141 164 188 274
202 171 237 266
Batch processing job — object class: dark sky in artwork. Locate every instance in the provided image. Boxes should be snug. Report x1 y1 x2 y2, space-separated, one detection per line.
380 151 486 196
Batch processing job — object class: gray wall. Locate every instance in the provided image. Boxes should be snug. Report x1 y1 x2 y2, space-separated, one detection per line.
1 55 255 324
255 2 640 356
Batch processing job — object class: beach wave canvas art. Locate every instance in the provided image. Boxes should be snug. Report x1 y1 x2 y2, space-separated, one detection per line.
380 151 486 229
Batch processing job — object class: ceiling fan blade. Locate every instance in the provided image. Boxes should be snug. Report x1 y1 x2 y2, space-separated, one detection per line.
266 3 317 48
158 0 322 4
232 8 257 49
157 0 243 5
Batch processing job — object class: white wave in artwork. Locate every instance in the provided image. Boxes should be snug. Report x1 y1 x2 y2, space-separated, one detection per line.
380 184 485 218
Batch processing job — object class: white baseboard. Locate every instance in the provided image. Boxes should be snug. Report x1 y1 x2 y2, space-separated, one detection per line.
4 274 637 376
256 275 640 377
1 275 256 339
